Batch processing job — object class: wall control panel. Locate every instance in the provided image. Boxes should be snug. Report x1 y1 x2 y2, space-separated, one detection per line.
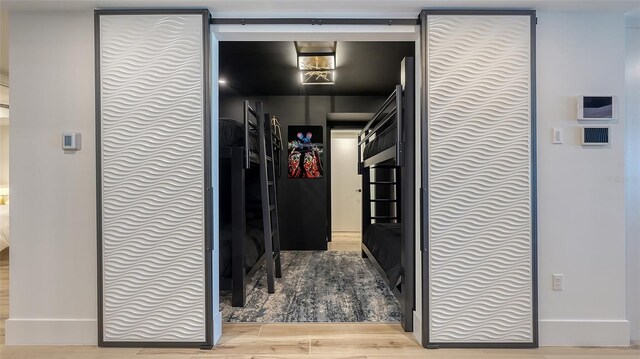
581 127 609 146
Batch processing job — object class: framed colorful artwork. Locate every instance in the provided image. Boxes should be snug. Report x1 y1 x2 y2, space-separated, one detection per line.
287 126 324 179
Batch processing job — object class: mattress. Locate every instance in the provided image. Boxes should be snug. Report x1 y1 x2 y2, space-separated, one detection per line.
219 217 265 279
362 126 396 160
363 223 402 288
220 118 258 151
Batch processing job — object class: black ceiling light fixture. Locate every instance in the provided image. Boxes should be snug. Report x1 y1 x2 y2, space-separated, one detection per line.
295 41 337 85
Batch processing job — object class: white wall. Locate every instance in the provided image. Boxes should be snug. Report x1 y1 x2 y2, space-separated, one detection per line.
625 13 640 346
7 11 97 344
536 12 629 345
5 9 633 346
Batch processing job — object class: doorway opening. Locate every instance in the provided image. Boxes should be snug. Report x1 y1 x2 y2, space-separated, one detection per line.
216 40 415 326
329 129 362 252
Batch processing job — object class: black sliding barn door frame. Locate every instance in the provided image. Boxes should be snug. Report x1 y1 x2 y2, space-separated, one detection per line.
95 9 214 348
210 18 420 25
419 9 538 349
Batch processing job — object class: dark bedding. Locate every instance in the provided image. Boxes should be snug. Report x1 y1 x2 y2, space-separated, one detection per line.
219 163 265 279
219 217 265 278
220 117 258 151
362 126 396 160
363 223 402 288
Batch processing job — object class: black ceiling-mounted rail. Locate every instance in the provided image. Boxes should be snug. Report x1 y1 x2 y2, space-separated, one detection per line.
210 18 420 26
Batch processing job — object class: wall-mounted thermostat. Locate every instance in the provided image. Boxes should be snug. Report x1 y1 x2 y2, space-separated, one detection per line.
581 127 609 146
578 95 616 120
62 132 81 151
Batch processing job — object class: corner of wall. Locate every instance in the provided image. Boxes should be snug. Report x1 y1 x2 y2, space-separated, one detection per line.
625 11 640 346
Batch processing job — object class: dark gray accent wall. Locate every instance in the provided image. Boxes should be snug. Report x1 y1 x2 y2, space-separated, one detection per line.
220 95 386 250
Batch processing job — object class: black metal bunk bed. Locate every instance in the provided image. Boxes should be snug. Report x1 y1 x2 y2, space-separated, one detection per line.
358 57 415 331
219 100 283 307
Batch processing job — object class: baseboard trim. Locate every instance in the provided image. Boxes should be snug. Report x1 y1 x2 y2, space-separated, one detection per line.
6 318 97 345
539 319 630 346
213 310 222 345
412 311 422 346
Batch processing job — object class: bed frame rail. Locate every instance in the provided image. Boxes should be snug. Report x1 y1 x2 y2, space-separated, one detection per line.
243 100 260 169
357 84 403 173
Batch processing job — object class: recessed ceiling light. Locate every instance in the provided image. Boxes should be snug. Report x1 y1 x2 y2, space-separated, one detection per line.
218 79 227 85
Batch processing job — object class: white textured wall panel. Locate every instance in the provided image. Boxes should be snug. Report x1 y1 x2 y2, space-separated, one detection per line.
427 15 533 343
99 14 206 342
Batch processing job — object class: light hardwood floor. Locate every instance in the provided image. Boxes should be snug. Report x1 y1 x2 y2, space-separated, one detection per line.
328 231 361 252
1 244 638 358
0 322 638 358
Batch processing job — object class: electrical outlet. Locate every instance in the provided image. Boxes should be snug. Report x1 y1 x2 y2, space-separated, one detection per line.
552 274 563 291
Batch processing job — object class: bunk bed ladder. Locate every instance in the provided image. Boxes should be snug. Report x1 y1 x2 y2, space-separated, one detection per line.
257 105 282 294
265 114 283 279
367 167 400 223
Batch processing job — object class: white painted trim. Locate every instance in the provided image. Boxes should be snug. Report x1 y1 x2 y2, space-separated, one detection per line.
211 27 221 347
213 311 222 345
212 22 422 340
413 311 423 346
6 319 97 345
539 320 630 346
413 36 422 344
331 129 361 139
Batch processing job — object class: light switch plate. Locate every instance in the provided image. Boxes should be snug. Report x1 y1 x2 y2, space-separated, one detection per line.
553 128 563 144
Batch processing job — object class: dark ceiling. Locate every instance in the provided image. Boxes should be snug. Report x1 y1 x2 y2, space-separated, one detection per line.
219 41 415 97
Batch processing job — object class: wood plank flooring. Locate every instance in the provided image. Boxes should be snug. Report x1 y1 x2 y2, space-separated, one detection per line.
328 231 361 252
1 243 638 358
1 322 639 358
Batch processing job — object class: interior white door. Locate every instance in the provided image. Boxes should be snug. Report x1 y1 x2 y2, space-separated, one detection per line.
331 130 362 232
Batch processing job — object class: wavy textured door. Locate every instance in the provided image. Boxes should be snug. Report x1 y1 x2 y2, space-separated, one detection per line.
96 11 212 345
423 11 537 346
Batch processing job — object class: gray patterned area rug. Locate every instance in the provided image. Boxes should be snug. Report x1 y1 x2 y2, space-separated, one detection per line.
221 251 401 322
